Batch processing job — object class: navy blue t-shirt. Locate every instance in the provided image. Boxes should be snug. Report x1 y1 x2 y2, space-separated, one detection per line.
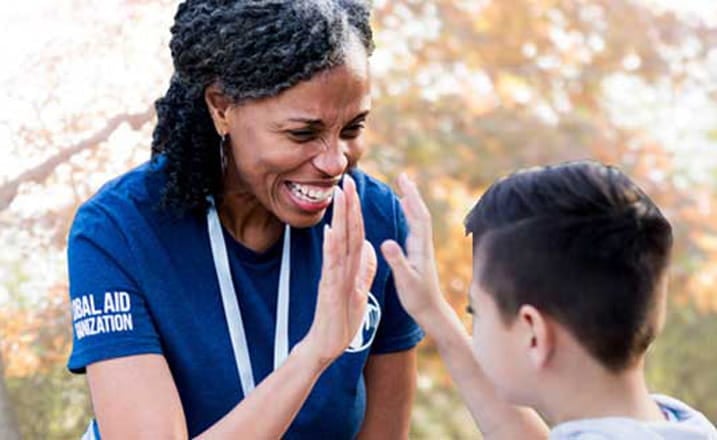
67 158 424 438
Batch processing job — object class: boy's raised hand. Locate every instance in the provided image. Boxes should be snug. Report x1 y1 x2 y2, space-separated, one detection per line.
381 174 447 325
381 174 550 440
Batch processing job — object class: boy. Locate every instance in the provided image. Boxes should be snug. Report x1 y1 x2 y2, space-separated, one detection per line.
381 161 717 439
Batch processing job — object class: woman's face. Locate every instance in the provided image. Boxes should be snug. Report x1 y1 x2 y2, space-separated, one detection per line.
222 47 371 228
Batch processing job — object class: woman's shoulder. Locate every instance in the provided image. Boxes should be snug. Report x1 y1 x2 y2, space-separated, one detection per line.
348 167 397 206
95 156 166 202
347 167 403 236
71 158 169 233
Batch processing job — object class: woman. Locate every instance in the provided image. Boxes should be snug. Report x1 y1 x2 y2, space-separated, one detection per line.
67 1 423 438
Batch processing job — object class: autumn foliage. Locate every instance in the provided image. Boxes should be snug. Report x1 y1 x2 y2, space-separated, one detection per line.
1 1 716 438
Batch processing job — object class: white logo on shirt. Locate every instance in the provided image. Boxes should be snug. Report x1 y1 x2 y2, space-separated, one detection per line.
346 292 381 353
71 291 134 340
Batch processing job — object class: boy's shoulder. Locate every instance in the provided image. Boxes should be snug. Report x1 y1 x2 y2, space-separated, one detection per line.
549 394 717 439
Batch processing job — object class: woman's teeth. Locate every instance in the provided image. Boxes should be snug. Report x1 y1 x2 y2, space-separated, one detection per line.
287 182 334 202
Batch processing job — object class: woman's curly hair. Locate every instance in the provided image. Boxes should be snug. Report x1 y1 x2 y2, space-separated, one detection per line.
151 0 375 213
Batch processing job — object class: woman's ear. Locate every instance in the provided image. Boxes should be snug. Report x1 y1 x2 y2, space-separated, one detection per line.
517 304 553 370
204 83 232 135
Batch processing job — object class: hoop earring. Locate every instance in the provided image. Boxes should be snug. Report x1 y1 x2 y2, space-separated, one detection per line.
219 133 228 174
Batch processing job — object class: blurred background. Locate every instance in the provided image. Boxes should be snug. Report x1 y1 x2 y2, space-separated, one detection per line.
1 0 716 438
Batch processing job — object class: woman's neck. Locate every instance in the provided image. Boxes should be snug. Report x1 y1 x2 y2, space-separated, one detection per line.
219 170 283 253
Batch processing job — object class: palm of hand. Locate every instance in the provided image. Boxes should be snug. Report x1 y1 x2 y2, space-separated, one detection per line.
381 174 444 321
307 175 377 363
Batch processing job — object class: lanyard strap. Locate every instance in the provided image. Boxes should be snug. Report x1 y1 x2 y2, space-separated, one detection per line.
206 198 291 397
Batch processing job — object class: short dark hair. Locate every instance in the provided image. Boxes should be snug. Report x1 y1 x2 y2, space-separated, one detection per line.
151 0 374 213
464 161 673 372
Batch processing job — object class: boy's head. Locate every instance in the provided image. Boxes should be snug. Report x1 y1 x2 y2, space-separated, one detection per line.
463 161 673 403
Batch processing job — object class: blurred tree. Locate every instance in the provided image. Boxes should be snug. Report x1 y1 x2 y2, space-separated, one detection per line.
0 107 154 211
368 0 717 184
0 357 20 440
1 0 716 437
647 304 717 420
0 1 173 437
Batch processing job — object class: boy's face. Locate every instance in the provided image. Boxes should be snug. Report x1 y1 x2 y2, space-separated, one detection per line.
469 264 535 405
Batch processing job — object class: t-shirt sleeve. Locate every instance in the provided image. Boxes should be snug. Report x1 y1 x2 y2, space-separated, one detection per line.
370 196 425 354
67 201 162 373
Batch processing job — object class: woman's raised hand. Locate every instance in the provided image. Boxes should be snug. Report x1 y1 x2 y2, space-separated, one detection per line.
304 174 377 366
380 174 446 326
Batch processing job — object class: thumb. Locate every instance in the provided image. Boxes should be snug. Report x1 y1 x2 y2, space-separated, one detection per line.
358 240 377 294
381 240 416 286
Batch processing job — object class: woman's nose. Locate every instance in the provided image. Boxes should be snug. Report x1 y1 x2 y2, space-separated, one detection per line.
313 138 349 177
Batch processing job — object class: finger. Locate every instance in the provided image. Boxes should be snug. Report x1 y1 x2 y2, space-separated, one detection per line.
345 174 365 250
357 240 377 294
397 173 431 222
350 285 369 324
320 224 338 287
397 194 428 246
343 174 364 283
380 240 418 290
321 224 334 269
396 175 429 244
396 176 434 261
331 185 347 258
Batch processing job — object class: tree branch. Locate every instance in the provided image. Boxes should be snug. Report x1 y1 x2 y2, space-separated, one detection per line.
0 106 155 212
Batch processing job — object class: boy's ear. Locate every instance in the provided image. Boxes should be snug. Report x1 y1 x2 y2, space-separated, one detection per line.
204 83 233 136
517 304 553 369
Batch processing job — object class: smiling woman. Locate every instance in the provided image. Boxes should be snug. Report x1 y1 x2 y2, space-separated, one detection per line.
65 1 422 439
203 41 372 239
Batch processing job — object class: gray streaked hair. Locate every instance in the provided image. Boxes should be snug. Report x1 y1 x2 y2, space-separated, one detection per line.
151 0 374 213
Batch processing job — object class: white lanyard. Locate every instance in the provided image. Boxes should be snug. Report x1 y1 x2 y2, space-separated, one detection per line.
206 198 291 397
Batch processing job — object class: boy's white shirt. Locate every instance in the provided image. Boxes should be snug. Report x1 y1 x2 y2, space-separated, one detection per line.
550 394 717 439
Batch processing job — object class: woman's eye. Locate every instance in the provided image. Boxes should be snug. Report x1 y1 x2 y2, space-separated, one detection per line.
287 130 317 142
340 124 365 139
